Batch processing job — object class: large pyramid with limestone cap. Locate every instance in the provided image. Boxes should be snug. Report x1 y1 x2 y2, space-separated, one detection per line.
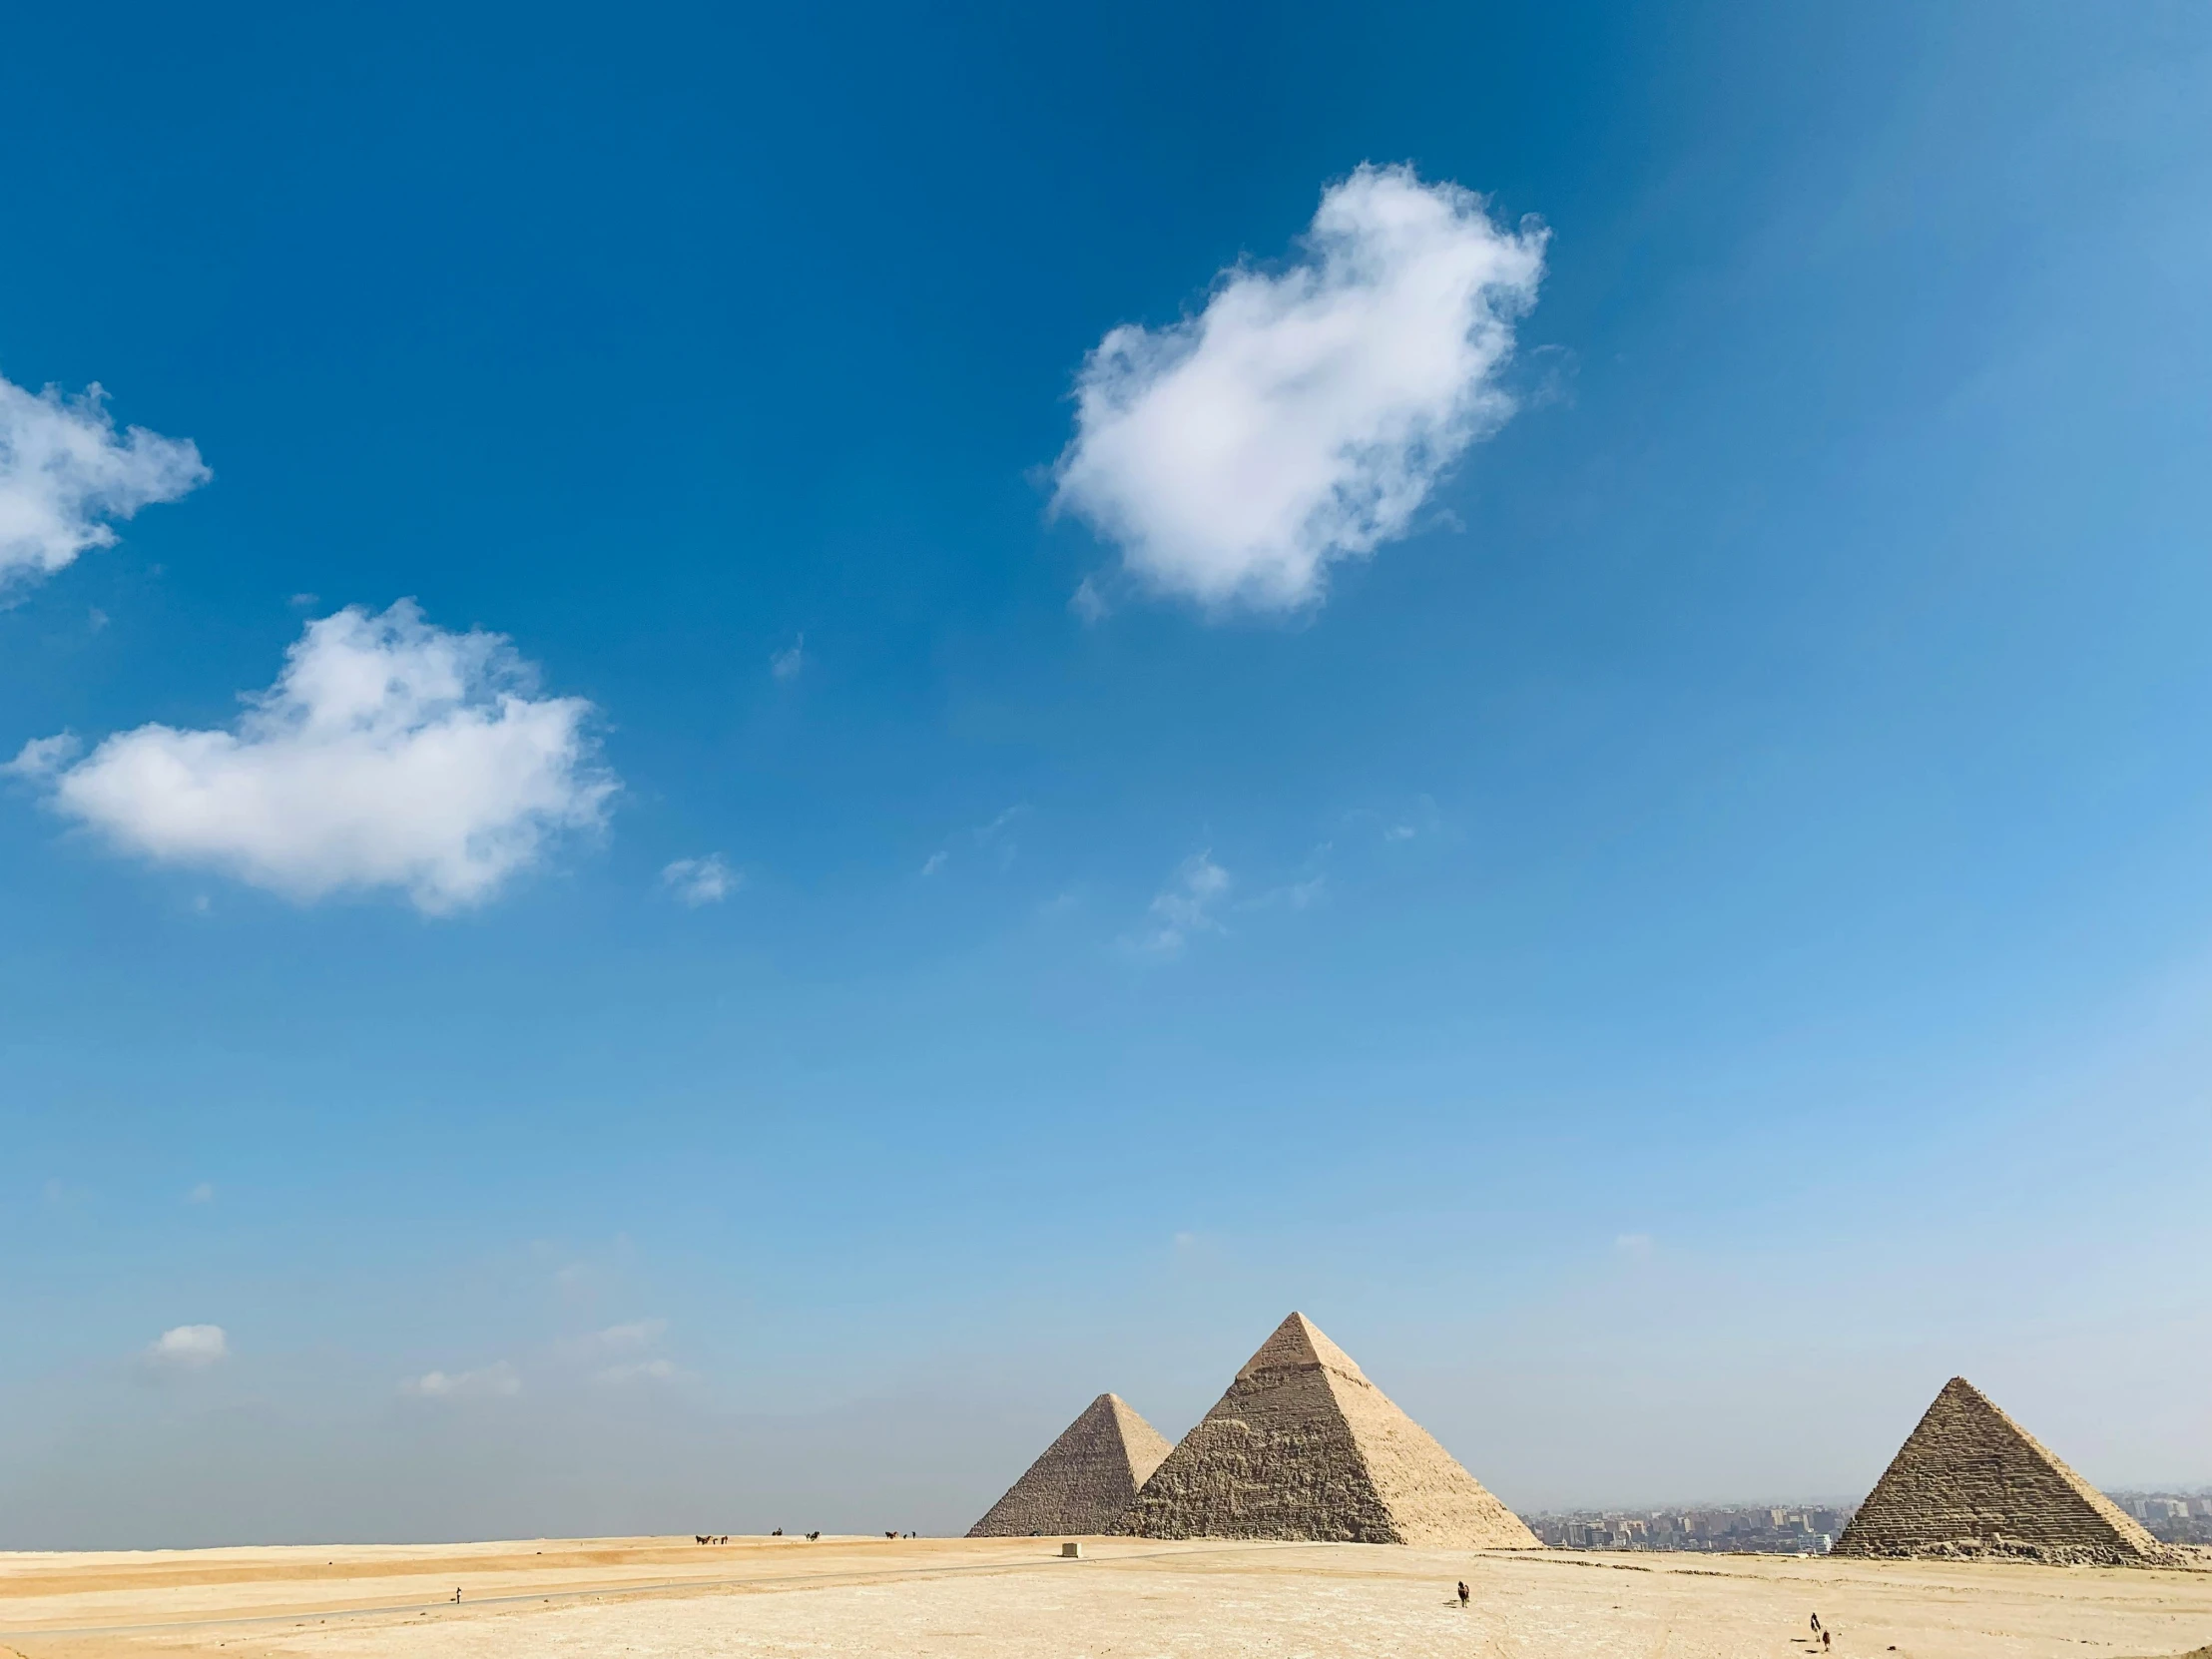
1834 1377 2172 1565
967 1392 1174 1537
1118 1313 1539 1547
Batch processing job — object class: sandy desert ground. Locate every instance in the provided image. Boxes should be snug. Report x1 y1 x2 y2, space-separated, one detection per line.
2 1534 2208 1659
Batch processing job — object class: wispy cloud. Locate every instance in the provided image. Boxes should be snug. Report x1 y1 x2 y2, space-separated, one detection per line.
770 635 806 681
919 805 1029 878
1053 164 1545 612
0 373 209 590
142 1324 228 1372
1248 872 1327 911
9 602 613 912
973 804 1027 869
402 1361 521 1399
1136 851 1230 954
559 1320 682 1385
186 1181 215 1204
662 854 737 905
593 1357 682 1386
564 1319 668 1358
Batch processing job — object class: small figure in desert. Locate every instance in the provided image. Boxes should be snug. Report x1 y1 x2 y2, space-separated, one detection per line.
1456 1581 1469 1608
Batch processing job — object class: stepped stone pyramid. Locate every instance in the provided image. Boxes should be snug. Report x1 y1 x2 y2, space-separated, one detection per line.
968 1392 1174 1537
1119 1313 1539 1547
1834 1377 2171 1565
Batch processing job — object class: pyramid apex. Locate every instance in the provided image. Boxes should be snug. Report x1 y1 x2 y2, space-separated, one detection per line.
1236 1312 1370 1384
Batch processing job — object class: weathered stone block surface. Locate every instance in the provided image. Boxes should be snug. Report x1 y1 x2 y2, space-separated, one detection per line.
1119 1313 1538 1549
967 1392 1172 1537
1835 1376 2174 1566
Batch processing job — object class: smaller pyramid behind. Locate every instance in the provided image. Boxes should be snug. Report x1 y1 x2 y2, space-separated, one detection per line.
1119 1313 1539 1548
967 1393 1173 1537
1834 1377 2169 1566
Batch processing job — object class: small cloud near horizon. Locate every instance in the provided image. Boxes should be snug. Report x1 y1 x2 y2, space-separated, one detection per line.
402 1361 521 1399
593 1357 682 1386
770 635 805 681
141 1324 228 1373
560 1319 681 1385
566 1319 668 1358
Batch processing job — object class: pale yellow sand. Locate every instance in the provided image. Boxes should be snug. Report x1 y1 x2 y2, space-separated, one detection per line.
3 1534 2208 1659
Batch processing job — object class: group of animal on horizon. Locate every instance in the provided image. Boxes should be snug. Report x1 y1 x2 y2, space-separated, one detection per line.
694 1530 915 1543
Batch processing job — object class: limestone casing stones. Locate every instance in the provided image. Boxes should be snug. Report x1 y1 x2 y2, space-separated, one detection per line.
1119 1312 1539 1547
967 1392 1173 1537
1834 1376 2172 1566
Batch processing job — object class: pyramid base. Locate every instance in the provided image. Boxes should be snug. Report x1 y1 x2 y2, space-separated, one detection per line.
1833 1536 2184 1568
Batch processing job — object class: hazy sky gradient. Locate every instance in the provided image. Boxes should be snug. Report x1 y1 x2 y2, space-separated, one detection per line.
4 0 2210 1546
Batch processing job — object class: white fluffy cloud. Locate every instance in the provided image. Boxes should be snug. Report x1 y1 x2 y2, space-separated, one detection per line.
1054 164 1546 611
143 1324 228 1371
11 602 613 911
0 374 209 587
402 1362 521 1399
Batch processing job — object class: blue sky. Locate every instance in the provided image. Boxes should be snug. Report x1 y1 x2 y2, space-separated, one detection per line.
4 1 2210 1545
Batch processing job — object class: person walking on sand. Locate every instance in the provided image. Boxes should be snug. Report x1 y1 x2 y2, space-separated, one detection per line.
1457 1581 1469 1608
